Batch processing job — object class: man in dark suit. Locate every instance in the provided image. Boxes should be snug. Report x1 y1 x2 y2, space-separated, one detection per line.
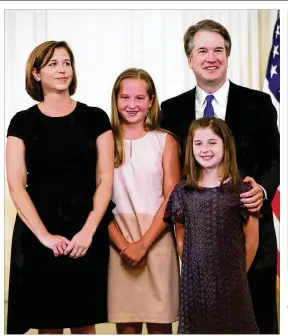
161 19 279 334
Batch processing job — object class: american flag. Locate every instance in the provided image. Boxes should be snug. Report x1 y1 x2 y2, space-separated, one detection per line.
263 10 280 288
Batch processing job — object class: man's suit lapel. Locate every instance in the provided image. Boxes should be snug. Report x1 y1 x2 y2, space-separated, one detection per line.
225 81 243 131
186 88 196 123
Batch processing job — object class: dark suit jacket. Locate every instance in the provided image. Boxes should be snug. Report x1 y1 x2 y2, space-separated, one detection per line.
160 81 280 270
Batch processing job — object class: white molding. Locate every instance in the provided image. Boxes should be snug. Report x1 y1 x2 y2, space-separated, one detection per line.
129 10 143 67
34 10 47 45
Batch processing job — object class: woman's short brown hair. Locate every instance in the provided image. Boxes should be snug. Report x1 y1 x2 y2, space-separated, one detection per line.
183 19 232 58
25 40 78 102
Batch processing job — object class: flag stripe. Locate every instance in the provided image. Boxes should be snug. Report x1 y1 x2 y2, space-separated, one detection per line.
272 188 280 221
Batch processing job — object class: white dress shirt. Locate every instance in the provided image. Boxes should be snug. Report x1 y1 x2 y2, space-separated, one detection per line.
194 78 267 199
195 78 230 120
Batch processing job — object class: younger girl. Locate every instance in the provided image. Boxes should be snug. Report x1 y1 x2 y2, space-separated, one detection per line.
107 68 180 334
164 117 260 334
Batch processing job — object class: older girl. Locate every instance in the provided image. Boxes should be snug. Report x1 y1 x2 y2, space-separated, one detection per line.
108 68 180 334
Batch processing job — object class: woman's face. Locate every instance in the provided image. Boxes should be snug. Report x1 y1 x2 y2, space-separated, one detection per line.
33 47 73 95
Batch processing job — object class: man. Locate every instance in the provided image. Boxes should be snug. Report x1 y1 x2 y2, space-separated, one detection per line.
161 19 279 334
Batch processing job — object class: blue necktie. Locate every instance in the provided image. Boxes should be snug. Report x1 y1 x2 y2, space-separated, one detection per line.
204 95 215 117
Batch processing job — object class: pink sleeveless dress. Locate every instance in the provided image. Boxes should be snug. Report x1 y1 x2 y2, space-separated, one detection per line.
108 130 179 323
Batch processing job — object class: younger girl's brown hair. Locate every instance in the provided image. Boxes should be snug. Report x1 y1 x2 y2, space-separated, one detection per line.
184 117 240 189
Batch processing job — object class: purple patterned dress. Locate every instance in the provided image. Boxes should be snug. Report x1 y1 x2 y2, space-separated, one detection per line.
164 179 259 334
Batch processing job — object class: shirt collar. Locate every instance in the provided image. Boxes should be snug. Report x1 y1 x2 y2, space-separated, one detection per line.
196 78 230 107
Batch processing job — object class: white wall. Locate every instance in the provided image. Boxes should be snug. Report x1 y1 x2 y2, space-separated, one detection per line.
5 9 277 123
4 9 278 300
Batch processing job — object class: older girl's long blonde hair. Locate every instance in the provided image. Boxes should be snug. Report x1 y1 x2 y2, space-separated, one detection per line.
111 68 162 167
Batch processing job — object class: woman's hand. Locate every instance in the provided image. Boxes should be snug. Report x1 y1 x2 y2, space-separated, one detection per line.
64 229 93 258
39 233 70 257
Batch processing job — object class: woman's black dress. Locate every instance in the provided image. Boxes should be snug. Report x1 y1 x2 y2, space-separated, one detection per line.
7 102 115 333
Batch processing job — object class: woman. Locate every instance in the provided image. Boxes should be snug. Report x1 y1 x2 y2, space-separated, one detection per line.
6 40 114 334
